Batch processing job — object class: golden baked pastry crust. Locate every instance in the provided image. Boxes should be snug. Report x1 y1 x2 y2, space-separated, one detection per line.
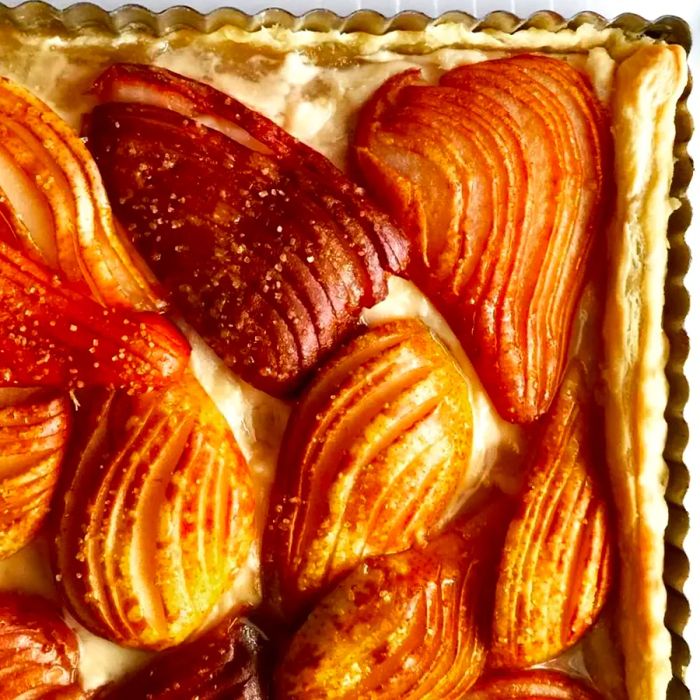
0 19 688 699
604 43 687 700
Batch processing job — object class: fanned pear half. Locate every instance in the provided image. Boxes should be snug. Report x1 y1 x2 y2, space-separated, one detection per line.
263 319 474 622
52 375 256 650
491 361 612 668
276 496 511 700
94 615 268 699
0 76 161 310
0 391 71 559
0 240 190 393
466 669 604 699
86 63 408 397
0 591 83 699
354 55 612 424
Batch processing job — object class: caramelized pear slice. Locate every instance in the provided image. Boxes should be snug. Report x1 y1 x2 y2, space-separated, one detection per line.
52 374 256 650
491 361 612 668
86 63 408 396
353 55 612 423
0 392 71 559
94 616 268 699
275 496 510 700
0 239 189 392
262 319 473 622
0 76 161 310
0 591 83 699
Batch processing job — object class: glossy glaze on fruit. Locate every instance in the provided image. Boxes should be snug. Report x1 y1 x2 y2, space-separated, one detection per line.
0 46 623 698
0 391 71 559
0 76 162 311
0 591 83 699
492 362 612 668
95 616 268 699
86 63 408 397
354 55 612 423
262 319 474 622
0 240 189 392
276 496 511 699
53 375 256 650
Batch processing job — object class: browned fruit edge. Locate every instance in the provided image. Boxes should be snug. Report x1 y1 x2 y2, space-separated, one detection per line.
0 4 691 698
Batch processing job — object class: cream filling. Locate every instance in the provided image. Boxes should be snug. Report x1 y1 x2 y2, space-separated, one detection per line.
0 35 615 691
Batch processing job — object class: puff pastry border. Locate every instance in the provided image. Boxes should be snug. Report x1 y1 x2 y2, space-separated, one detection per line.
603 43 687 700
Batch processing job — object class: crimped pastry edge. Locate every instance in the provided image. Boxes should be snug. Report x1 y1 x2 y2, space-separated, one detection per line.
0 2 692 49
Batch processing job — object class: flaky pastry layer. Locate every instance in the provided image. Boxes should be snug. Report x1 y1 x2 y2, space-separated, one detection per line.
603 43 687 700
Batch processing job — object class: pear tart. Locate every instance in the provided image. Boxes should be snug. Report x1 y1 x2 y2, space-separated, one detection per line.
0 16 688 700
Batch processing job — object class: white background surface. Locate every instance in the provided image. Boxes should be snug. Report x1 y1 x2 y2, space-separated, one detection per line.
3 0 698 695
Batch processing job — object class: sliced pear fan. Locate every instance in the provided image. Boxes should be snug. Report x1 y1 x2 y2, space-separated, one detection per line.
0 240 189 392
94 616 268 699
85 63 408 396
491 361 612 668
52 374 256 650
263 319 474 622
0 592 83 698
0 76 162 310
0 391 71 559
275 496 512 700
353 55 612 423
466 670 604 699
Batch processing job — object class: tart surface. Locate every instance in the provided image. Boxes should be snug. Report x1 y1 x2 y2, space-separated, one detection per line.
0 19 687 700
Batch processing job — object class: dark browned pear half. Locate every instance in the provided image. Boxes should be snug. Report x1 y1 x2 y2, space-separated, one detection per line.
86 63 408 397
94 616 268 699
